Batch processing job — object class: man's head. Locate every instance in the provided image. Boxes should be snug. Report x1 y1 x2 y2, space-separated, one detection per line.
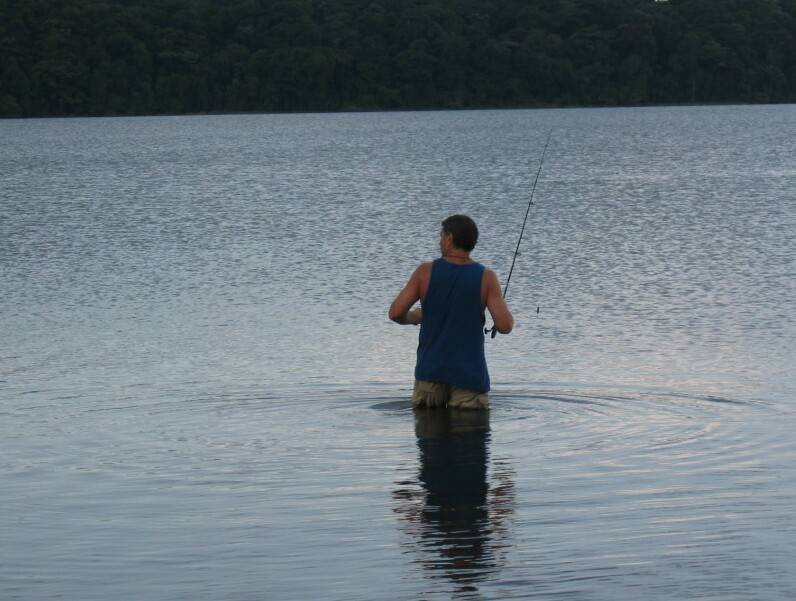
440 214 479 254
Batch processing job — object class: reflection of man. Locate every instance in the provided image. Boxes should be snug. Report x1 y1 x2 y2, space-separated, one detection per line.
392 410 515 593
388 215 513 410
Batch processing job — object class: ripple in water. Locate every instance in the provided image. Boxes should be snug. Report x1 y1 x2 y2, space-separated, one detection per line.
384 386 795 600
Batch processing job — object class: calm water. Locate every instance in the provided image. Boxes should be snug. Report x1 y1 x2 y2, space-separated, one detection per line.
2 106 795 600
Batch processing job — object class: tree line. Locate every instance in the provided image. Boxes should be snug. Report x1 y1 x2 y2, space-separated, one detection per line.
1 0 795 117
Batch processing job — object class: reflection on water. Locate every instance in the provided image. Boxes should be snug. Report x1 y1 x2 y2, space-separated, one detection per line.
393 409 514 597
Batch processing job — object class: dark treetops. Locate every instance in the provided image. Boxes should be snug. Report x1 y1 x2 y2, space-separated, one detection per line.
1 0 795 118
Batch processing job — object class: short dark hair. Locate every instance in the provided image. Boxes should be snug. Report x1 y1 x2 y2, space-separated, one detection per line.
441 214 479 251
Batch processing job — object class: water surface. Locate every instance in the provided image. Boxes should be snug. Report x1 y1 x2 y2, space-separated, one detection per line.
2 105 795 599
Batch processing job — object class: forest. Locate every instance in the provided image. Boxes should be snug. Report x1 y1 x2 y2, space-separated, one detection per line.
1 0 795 117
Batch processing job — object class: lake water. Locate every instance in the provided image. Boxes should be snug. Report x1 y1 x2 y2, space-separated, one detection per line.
1 105 795 600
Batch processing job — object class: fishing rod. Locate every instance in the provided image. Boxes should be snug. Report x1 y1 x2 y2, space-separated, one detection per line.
487 129 552 339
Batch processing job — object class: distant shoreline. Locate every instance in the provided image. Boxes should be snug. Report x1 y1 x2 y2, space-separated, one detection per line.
3 100 794 121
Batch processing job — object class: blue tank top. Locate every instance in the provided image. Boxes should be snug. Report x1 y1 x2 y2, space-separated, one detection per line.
415 258 490 392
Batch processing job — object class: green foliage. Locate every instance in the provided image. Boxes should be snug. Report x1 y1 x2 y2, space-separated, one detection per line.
1 0 795 116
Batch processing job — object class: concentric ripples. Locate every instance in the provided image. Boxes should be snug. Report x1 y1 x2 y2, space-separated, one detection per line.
2 380 795 600
479 388 794 600
378 384 795 600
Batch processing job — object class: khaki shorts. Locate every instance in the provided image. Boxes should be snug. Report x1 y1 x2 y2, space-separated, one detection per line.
412 380 489 410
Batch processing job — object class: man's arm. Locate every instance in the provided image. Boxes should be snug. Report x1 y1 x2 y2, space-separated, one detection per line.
389 266 424 325
485 269 513 334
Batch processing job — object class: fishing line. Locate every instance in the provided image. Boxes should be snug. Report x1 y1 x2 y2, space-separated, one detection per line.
487 129 552 339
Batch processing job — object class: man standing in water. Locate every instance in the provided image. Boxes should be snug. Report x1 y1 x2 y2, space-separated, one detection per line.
389 215 514 410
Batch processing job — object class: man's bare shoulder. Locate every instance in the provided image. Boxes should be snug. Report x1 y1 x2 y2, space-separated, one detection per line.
481 267 499 282
413 261 433 281
480 268 503 297
413 261 434 298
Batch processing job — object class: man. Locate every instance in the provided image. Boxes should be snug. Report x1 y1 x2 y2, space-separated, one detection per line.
389 215 513 410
